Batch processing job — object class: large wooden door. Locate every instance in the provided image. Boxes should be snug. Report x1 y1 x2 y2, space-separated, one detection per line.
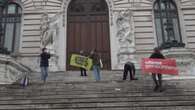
67 0 111 70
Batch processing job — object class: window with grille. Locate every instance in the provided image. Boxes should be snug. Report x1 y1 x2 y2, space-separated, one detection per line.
154 0 185 49
0 2 22 54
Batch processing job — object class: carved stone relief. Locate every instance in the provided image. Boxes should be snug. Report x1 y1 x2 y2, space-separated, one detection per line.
115 9 136 68
40 12 62 71
40 13 49 48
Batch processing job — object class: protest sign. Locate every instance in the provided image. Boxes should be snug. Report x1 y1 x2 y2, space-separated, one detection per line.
141 58 178 75
70 54 93 70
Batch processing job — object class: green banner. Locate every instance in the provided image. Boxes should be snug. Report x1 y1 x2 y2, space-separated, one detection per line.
70 54 93 70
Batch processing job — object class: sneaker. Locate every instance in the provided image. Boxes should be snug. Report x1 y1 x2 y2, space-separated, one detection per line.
153 86 159 92
158 87 165 92
131 78 138 80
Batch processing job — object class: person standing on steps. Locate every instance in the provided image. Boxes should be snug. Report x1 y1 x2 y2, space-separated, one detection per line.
150 47 165 92
80 50 87 76
40 48 51 83
123 61 138 81
90 49 101 81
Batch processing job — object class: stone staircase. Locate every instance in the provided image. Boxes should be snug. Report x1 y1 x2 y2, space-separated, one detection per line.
29 71 134 83
0 71 195 109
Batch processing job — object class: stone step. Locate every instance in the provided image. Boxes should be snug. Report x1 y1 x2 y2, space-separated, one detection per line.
29 70 143 82
29 107 195 110
1 95 195 103
1 80 194 94
29 70 195 84
0 100 195 109
1 87 194 96
1 78 195 109
1 80 195 94
0 107 194 110
1 88 195 98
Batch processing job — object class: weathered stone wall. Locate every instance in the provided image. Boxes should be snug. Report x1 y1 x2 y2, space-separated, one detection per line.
21 0 62 54
17 0 195 71
19 0 63 71
180 0 195 49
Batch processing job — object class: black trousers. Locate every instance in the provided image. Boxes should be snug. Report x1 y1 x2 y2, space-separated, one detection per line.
123 64 135 80
80 68 87 76
152 73 162 87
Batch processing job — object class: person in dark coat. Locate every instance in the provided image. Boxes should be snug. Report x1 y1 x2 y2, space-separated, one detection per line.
40 48 51 83
150 47 165 92
80 50 87 76
123 61 138 80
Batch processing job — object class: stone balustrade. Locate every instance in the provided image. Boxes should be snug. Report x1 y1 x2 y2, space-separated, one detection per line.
0 54 31 84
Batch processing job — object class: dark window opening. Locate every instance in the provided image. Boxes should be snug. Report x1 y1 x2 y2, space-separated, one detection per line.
0 2 22 54
154 0 185 49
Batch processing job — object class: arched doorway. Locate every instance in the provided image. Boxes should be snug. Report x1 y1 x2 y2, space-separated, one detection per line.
67 0 111 70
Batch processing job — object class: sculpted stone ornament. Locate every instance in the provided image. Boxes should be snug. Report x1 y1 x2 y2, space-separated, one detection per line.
115 9 136 68
40 13 49 48
40 12 62 71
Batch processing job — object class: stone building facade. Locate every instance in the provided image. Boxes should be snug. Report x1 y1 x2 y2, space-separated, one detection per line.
1 0 195 74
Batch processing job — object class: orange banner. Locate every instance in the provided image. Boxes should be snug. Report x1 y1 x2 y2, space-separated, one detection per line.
141 58 179 75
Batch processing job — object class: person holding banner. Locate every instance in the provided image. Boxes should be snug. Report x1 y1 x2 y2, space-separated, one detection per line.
150 47 165 92
40 48 51 83
90 49 101 81
79 50 87 76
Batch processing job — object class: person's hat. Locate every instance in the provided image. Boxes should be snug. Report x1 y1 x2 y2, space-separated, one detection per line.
153 47 161 52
